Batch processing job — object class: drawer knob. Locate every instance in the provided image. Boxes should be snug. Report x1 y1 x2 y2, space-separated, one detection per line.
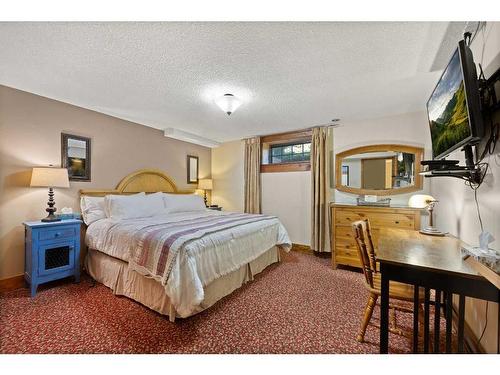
395 221 400 224
55 232 61 237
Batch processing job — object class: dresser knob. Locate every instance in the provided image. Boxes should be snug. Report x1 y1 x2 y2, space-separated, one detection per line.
395 221 400 224
55 232 61 237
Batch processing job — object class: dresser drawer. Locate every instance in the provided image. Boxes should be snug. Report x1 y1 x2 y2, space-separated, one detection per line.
335 245 358 259
335 226 380 244
38 226 77 241
335 255 361 268
335 210 415 230
331 205 420 270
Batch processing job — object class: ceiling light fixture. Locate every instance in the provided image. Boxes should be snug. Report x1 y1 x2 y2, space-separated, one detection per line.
215 93 242 116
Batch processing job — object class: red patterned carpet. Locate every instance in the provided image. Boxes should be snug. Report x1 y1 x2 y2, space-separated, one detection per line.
1 251 418 354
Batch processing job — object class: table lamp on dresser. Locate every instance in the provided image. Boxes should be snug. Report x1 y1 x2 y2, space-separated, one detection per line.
198 178 213 207
408 194 445 236
30 167 70 222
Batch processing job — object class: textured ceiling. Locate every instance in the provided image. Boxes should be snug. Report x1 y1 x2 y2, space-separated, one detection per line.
0 22 467 142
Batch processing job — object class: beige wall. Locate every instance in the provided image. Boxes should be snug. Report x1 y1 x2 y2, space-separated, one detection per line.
430 22 500 353
0 85 211 280
262 171 311 245
211 140 245 212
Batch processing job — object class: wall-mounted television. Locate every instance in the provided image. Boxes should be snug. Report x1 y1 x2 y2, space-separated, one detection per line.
426 40 483 160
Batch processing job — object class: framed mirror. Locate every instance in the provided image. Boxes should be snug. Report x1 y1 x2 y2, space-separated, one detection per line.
61 133 91 181
335 144 424 196
187 155 199 184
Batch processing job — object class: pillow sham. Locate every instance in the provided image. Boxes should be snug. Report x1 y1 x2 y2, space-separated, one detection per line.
163 193 206 213
104 192 166 220
80 196 106 225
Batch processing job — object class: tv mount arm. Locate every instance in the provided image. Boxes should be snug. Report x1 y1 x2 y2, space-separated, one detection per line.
420 144 483 185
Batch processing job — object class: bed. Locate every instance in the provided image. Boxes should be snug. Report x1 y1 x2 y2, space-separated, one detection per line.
80 169 291 321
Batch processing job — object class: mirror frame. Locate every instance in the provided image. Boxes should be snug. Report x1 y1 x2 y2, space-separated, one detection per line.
61 132 91 182
335 144 424 196
187 155 199 184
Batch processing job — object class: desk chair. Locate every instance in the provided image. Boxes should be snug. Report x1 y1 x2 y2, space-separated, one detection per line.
352 219 424 342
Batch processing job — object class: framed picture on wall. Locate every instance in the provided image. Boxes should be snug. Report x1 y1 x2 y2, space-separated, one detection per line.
187 155 199 184
61 133 91 181
341 165 349 186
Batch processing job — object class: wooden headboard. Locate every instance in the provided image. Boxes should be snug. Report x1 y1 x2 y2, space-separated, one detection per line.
80 168 193 197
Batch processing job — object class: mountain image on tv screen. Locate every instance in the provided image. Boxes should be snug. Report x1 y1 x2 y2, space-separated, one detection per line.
427 49 471 158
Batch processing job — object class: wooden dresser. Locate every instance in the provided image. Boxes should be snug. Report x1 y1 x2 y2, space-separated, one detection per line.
330 203 421 269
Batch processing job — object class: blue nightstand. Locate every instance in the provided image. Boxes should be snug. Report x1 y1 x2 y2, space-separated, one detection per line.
23 219 82 297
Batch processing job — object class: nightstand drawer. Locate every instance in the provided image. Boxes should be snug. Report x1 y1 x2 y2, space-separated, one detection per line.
38 226 76 241
37 241 75 277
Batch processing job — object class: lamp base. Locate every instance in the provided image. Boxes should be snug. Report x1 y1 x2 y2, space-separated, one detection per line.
420 226 446 237
41 213 61 222
41 187 61 222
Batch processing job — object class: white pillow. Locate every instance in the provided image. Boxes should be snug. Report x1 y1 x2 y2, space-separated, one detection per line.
105 192 168 220
143 192 167 216
80 196 106 225
163 193 206 213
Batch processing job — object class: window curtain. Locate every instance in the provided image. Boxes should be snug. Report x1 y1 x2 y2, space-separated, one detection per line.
244 137 261 214
311 127 331 253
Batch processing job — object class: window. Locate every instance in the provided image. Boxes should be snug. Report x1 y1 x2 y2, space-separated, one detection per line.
260 129 312 173
270 141 311 164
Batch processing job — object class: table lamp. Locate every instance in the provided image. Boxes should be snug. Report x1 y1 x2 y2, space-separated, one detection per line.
30 167 70 222
408 194 445 236
198 179 213 207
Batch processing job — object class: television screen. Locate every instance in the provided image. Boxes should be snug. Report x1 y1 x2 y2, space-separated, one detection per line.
427 48 472 159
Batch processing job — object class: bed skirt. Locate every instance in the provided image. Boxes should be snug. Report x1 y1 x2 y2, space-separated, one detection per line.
85 246 280 321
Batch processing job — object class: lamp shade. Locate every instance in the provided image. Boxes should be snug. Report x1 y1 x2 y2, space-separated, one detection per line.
408 194 435 209
198 179 213 190
30 167 70 188
215 94 242 115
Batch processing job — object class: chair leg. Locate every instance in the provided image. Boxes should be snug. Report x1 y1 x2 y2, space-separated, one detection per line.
357 293 378 342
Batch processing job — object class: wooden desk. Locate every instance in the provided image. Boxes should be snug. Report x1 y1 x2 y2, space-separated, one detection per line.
377 228 500 353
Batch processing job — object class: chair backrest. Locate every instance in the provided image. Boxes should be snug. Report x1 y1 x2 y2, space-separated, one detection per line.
352 219 377 289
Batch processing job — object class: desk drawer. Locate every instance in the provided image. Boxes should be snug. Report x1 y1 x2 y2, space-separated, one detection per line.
335 210 415 230
39 226 77 242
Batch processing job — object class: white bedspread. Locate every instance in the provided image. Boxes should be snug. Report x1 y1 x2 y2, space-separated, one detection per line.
85 210 291 317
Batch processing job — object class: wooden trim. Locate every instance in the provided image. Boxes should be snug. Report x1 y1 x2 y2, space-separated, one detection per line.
330 204 337 269
291 243 313 254
291 243 331 258
335 144 424 196
260 129 312 145
260 129 312 173
260 162 311 173
0 275 25 293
